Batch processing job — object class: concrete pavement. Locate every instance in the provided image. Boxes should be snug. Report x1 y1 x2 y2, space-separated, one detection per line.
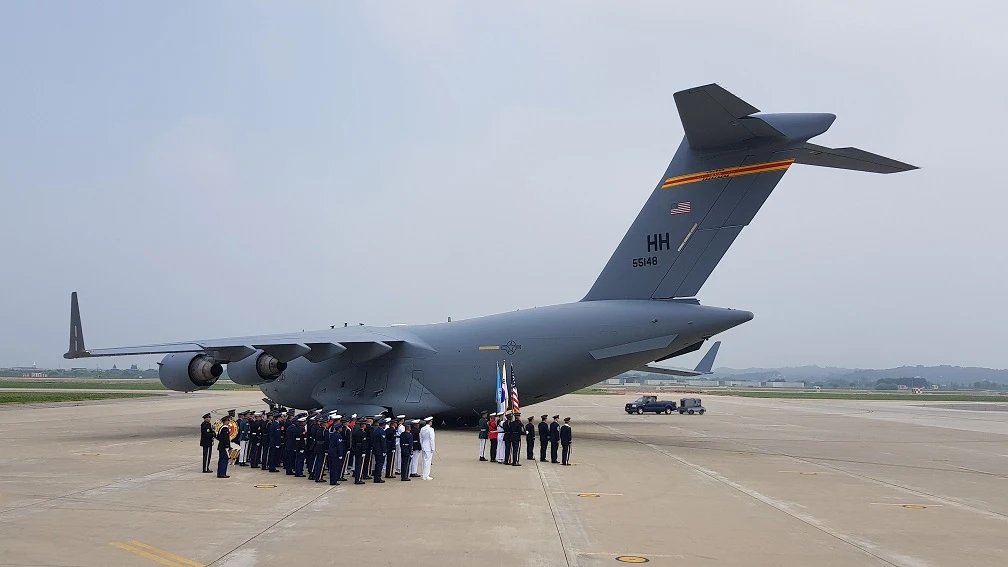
1 391 1006 566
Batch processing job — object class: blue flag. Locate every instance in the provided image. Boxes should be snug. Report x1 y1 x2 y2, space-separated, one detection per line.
496 362 505 413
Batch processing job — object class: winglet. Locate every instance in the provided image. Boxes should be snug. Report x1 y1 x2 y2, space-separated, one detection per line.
692 341 721 374
64 292 88 359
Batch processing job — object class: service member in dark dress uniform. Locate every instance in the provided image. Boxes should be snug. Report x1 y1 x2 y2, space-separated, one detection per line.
293 416 308 477
305 413 318 478
248 412 261 469
549 415 561 463
502 413 513 465
268 413 283 472
371 418 388 483
509 412 523 466
341 415 354 479
284 415 299 475
399 423 413 481
277 413 289 472
327 415 346 485
351 420 367 484
384 417 397 478
538 415 549 462
216 415 233 478
261 413 274 470
560 417 573 465
310 415 328 481
525 416 536 461
200 413 214 473
361 417 374 480
478 410 489 461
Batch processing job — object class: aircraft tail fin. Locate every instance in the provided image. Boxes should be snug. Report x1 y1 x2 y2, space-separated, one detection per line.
64 292 87 359
693 341 720 374
582 83 916 301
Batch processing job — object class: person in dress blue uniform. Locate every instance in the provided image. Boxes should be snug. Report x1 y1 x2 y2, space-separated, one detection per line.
351 419 367 484
560 417 573 465
261 413 274 470
216 415 233 478
538 415 550 462
384 417 398 478
525 416 536 461
248 412 262 469
305 411 318 478
200 413 214 473
371 418 388 483
549 415 561 463
284 415 299 475
308 414 325 480
341 414 355 480
326 414 346 485
293 415 308 477
267 413 283 472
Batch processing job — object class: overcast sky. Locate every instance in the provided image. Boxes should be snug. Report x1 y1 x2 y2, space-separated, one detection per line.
2 2 1005 371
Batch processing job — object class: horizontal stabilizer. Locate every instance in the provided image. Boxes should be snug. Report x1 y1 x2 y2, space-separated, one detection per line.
693 341 720 373
795 143 918 173
638 340 721 377
674 84 784 150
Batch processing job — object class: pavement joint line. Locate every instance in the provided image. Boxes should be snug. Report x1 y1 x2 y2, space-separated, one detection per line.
533 458 573 567
0 462 193 516
207 483 339 566
593 421 911 567
869 503 943 507
656 416 1008 522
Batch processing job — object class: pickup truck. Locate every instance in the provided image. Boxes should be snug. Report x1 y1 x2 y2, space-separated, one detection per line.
625 395 678 415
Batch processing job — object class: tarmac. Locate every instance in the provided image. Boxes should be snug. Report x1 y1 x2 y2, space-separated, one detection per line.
1 391 1006 566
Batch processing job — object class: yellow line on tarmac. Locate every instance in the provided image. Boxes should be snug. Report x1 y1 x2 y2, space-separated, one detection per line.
128 541 206 567
110 542 185 567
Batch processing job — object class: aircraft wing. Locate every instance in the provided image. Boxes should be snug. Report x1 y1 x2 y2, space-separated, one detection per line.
638 341 721 377
63 292 434 363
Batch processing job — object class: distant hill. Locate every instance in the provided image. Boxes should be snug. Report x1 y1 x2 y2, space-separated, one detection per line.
712 365 1008 386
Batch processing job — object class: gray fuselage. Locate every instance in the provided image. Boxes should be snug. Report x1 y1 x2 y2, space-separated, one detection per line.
259 299 752 418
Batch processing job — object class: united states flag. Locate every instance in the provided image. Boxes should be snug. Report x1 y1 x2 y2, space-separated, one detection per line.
510 365 520 413
671 201 691 215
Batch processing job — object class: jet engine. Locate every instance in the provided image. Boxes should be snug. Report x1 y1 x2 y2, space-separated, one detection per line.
227 351 287 385
158 353 223 392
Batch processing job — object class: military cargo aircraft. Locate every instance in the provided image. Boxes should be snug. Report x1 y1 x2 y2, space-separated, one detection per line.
64 84 916 421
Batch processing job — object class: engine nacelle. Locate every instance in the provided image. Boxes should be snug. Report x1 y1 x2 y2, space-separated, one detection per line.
159 353 223 392
227 351 287 385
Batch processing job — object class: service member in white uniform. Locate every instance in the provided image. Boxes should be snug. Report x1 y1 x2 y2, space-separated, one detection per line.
393 414 406 474
419 416 436 480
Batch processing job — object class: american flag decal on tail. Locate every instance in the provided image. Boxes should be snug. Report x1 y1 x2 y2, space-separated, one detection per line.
671 201 691 215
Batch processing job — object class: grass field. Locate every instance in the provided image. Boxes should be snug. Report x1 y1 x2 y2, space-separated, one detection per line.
708 390 1008 402
0 379 256 391
573 388 626 395
0 392 165 404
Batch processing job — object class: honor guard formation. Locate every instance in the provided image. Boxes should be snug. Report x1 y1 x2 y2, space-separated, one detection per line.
202 409 437 483
202 407 573 482
477 410 573 466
